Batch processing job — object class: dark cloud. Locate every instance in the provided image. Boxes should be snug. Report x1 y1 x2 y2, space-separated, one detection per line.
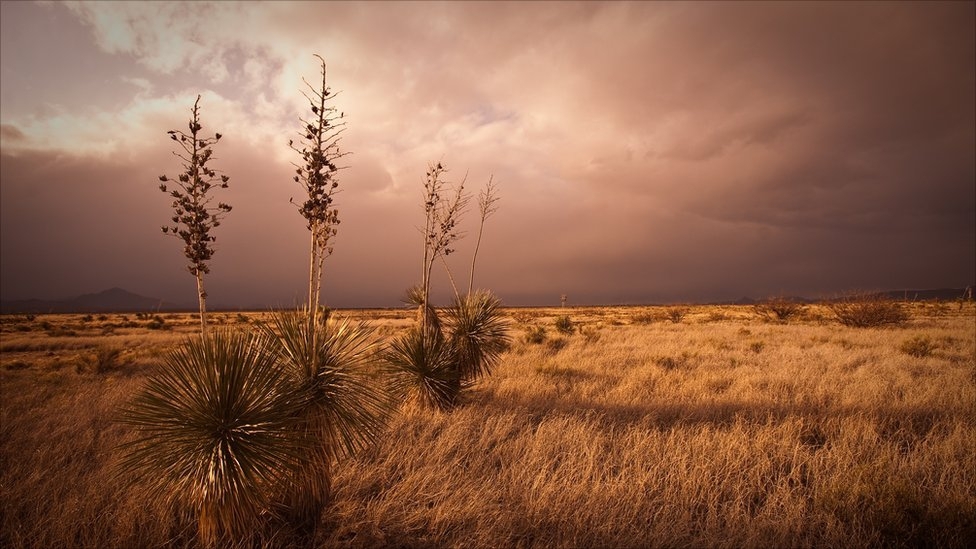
1 1 973 306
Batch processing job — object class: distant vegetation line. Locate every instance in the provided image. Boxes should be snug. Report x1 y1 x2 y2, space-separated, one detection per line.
2 286 973 314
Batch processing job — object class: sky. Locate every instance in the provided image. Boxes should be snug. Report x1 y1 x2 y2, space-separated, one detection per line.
1 1 974 308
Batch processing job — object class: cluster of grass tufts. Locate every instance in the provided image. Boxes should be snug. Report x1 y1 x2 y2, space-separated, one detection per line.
900 335 937 358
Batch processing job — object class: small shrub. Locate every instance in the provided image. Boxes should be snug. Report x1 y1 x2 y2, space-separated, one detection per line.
828 295 909 328
665 306 688 323
754 298 805 322
236 313 250 324
97 314 108 321
705 311 728 322
524 326 546 344
580 326 601 344
900 335 936 358
554 315 574 334
749 341 765 354
77 347 123 374
631 311 657 324
146 315 167 330
81 314 94 323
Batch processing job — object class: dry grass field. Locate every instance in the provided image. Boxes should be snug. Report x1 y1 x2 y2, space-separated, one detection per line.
2 303 974 548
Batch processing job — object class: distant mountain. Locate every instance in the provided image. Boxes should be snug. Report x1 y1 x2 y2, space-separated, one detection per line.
0 287 186 314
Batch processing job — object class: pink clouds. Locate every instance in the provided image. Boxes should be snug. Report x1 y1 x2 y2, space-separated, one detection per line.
1 1 973 306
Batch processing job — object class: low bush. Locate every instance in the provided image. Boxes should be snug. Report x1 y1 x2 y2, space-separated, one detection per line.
554 315 574 334
631 311 658 324
524 326 546 344
828 295 909 328
900 335 937 358
754 297 805 322
665 306 689 323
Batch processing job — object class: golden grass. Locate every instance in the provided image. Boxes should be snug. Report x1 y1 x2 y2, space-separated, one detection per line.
2 303 974 548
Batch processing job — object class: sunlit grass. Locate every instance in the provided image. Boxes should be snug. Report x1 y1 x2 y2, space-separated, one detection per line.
2 303 974 548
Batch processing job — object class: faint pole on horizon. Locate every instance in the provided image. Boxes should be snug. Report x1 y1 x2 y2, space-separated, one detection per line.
560 294 567 308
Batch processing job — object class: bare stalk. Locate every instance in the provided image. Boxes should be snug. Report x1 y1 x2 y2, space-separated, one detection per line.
467 175 499 298
418 164 467 331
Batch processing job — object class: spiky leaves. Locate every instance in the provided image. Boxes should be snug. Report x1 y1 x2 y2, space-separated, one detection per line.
384 291 510 411
118 329 303 548
289 55 347 323
262 308 390 535
444 291 511 382
158 95 231 335
383 326 461 411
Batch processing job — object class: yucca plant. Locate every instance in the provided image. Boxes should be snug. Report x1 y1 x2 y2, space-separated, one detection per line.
382 326 461 411
262 308 390 538
444 290 511 382
118 329 305 548
384 163 509 410
288 54 347 336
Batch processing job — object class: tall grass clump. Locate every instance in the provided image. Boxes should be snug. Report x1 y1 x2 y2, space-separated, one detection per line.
117 329 305 548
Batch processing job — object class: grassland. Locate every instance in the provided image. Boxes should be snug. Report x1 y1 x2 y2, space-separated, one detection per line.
2 303 974 548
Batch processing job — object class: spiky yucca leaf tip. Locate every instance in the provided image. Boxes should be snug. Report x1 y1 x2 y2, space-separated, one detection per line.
117 329 305 548
444 291 511 382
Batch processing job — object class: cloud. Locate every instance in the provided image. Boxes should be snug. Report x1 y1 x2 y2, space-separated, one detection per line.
1 1 973 305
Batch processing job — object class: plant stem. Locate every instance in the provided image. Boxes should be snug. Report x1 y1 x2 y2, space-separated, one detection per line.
195 271 208 337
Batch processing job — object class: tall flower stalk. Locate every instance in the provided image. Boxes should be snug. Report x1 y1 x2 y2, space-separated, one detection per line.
418 162 468 333
158 95 231 336
289 54 347 343
467 175 499 297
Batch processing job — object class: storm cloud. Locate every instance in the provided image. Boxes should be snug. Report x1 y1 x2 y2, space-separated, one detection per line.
1 1 973 307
